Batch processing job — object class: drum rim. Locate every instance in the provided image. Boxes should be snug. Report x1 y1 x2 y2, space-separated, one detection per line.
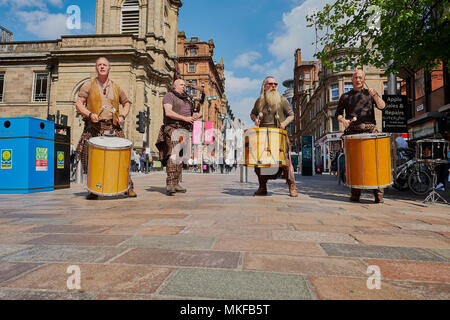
88 136 133 150
345 183 393 189
85 185 130 196
343 133 391 139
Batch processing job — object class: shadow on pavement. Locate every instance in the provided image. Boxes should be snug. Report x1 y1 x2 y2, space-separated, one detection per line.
145 186 168 195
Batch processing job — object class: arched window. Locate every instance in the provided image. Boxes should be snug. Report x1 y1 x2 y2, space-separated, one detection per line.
121 0 140 36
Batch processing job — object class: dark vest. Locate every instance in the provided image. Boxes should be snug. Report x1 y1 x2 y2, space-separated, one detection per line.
163 92 193 126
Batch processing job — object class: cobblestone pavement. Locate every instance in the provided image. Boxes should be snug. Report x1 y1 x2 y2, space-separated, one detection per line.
0 170 449 300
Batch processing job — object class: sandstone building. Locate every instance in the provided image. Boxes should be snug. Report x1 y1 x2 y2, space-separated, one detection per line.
0 0 182 155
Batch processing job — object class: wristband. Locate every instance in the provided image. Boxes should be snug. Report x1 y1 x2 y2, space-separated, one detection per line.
119 115 125 120
88 112 93 119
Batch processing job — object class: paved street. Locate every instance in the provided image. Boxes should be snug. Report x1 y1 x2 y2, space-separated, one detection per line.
0 170 449 300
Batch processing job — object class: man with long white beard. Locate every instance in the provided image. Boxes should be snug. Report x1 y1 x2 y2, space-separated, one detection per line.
250 76 298 197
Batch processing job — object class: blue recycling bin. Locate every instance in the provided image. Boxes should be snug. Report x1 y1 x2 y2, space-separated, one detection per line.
0 117 55 193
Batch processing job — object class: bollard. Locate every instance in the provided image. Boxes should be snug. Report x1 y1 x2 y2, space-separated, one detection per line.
240 165 248 183
75 161 83 184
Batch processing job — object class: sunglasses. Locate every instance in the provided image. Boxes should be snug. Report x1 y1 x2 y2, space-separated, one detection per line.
266 82 278 87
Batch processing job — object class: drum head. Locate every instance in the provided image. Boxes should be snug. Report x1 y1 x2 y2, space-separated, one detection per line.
344 133 390 140
88 136 133 149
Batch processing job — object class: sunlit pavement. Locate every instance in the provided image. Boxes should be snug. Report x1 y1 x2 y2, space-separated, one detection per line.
0 170 448 300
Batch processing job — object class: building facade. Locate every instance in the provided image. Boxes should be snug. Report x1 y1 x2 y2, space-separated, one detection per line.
400 61 450 143
176 32 226 130
0 0 182 156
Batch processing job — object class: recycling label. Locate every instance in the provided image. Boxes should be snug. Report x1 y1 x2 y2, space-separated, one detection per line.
57 151 64 169
36 147 48 171
1 149 12 169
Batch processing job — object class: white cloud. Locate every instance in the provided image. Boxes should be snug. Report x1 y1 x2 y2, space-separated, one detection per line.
232 51 261 68
16 10 70 39
0 0 62 8
15 9 93 39
266 0 332 81
224 70 262 97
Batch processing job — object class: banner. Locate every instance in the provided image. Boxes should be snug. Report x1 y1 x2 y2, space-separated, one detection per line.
192 121 202 145
204 121 214 145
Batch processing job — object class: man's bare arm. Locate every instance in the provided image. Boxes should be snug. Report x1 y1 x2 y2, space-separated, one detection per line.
164 104 194 123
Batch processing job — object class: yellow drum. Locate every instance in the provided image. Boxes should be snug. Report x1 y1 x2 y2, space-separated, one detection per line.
244 128 287 167
343 133 392 189
86 136 132 196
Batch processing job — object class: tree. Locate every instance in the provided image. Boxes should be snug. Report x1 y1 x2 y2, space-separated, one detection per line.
307 0 450 74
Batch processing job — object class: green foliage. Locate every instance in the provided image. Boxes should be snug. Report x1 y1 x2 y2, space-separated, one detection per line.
306 0 450 74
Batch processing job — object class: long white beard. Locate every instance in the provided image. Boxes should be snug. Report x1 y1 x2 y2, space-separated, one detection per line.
265 89 281 113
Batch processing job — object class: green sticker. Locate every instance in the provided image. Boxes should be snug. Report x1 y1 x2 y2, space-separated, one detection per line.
36 147 48 171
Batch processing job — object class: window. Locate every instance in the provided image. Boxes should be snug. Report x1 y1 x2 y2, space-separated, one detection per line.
186 80 197 95
189 64 195 73
305 73 310 79
33 73 48 102
121 0 139 36
344 82 353 93
189 48 197 56
330 84 339 101
0 73 4 102
332 117 339 132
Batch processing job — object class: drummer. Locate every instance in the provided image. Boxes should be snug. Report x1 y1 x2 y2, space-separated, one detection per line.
336 69 386 203
75 57 137 200
249 76 298 197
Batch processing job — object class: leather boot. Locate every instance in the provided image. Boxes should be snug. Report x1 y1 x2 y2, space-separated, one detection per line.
166 185 176 196
127 188 137 198
255 174 268 196
174 184 187 193
288 182 298 197
349 188 360 202
374 190 384 203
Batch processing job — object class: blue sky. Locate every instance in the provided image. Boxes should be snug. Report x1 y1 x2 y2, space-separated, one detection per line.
0 0 332 127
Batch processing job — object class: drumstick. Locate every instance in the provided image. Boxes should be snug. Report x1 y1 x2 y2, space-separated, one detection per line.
98 106 108 118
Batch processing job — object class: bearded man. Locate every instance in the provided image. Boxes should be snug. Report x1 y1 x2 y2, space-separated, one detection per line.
250 76 298 197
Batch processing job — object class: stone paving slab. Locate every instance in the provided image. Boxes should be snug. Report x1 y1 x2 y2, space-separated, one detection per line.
213 238 324 256
0 245 31 258
429 248 450 260
158 268 312 300
243 253 367 277
111 248 241 269
364 259 450 283
385 280 450 300
0 225 37 234
353 226 445 238
119 235 215 250
0 289 96 300
103 225 185 236
0 233 44 245
352 234 450 249
0 262 42 285
23 234 130 247
320 243 448 262
2 263 174 295
394 222 450 233
8 218 77 225
309 276 418 300
272 230 358 244
24 225 112 234
292 224 356 234
0 246 129 263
